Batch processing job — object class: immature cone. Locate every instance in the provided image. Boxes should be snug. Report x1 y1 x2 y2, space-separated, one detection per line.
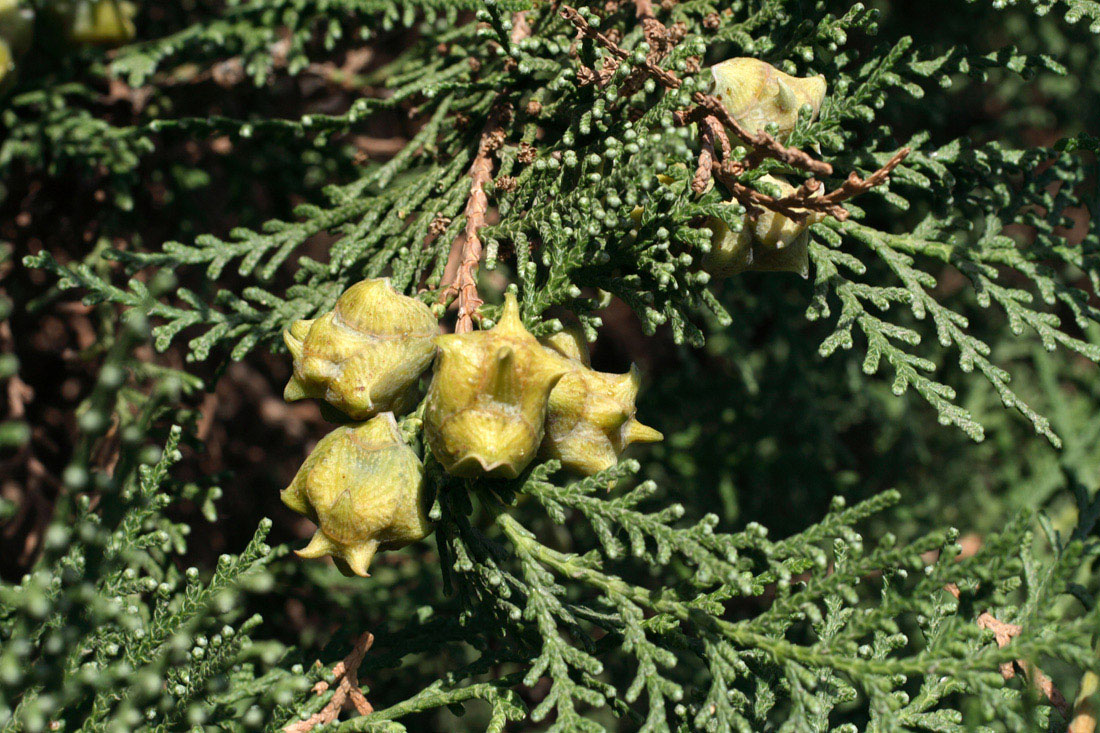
711 57 826 141
705 175 825 278
425 293 569 479
62 0 136 46
540 336 662 476
284 278 439 421
281 414 431 577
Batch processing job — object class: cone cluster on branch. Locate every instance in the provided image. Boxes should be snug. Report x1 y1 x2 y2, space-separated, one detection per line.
280 281 661 576
277 58 838 578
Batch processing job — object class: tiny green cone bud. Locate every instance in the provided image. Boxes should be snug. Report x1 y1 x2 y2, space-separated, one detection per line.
711 57 826 142
281 413 432 577
64 0 136 46
283 278 439 421
705 175 825 278
425 293 569 479
540 344 663 476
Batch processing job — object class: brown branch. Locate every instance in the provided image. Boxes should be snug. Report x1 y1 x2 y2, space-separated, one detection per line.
437 101 512 333
713 148 909 223
805 147 910 210
438 12 530 333
283 632 375 733
560 6 833 177
632 0 666 55
944 584 1071 717
693 126 715 195
510 9 531 43
692 94 834 177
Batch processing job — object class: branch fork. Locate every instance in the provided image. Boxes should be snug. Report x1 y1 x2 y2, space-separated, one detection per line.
560 4 908 222
284 632 375 732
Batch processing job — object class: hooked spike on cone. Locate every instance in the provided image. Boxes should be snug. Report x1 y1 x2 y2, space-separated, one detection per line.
283 329 305 361
338 540 380 578
282 376 315 402
623 420 663 446
776 79 797 112
488 345 520 403
289 318 314 341
296 531 339 560
493 292 526 334
541 328 591 365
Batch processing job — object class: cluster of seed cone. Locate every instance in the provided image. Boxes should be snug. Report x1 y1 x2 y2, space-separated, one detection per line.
703 57 828 279
280 279 661 576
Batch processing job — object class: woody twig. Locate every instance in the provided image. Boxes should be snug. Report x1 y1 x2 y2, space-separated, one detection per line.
944 584 1070 717
438 12 531 333
561 5 832 177
284 632 375 732
562 3 913 223
713 148 911 223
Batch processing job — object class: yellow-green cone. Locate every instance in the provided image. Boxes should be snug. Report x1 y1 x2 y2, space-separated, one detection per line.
281 413 432 577
424 293 569 479
711 57 826 142
705 175 825 278
284 278 439 421
65 0 136 46
539 336 662 475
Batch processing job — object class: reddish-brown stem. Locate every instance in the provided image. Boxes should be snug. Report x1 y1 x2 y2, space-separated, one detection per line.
944 584 1070 717
693 119 716 195
560 5 832 176
283 632 375 732
713 148 909 223
438 12 531 333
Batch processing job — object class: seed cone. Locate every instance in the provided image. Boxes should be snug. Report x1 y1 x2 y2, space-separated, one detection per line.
705 175 825 278
281 413 432 577
711 57 826 142
284 278 439 421
425 293 569 479
539 336 662 475
62 0 136 46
